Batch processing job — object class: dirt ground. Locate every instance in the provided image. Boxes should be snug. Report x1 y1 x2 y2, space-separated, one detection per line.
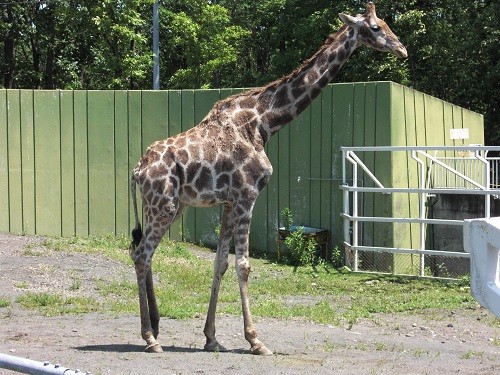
0 233 498 375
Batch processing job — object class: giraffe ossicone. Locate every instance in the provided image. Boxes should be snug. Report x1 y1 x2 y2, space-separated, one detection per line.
129 1 407 355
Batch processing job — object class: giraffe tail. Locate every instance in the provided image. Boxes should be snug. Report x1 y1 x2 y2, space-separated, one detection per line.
130 172 143 246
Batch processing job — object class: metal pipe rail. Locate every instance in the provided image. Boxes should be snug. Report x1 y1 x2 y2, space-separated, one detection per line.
0 353 91 375
344 242 471 258
341 146 500 277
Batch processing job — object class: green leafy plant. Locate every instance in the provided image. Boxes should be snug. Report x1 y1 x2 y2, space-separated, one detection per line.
281 207 293 231
280 207 319 268
284 227 318 268
331 246 343 269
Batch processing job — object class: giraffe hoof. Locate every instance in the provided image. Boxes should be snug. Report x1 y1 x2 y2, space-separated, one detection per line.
204 340 228 353
145 342 163 353
251 344 273 356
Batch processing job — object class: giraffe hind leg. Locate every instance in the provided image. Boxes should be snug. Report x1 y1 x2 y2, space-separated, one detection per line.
131 224 143 246
130 224 159 339
130 197 185 352
131 236 163 353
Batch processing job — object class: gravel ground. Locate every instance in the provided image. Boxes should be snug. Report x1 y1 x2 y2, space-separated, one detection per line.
0 233 498 375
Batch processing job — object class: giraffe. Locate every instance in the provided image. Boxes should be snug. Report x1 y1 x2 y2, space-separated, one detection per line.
129 2 407 355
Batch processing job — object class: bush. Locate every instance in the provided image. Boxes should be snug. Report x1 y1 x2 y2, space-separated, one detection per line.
284 227 318 268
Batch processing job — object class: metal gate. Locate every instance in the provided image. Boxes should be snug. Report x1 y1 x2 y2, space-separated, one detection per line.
340 146 500 278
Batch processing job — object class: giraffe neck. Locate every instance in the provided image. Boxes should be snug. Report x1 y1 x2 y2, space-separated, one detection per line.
256 25 358 138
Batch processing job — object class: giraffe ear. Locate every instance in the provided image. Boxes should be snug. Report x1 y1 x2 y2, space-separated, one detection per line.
339 13 358 27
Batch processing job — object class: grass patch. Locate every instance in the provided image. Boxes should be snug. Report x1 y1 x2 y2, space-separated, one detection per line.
460 350 484 360
0 297 10 308
33 236 486 325
16 292 99 316
96 279 138 314
14 281 30 289
42 235 132 265
21 242 45 256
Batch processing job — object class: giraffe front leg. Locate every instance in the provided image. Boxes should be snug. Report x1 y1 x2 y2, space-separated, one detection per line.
204 204 232 352
235 216 273 356
203 255 229 352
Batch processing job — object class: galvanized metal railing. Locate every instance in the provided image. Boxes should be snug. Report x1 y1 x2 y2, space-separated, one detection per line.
340 146 500 278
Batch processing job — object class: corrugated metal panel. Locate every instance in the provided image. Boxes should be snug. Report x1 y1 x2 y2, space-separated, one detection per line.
0 84 485 257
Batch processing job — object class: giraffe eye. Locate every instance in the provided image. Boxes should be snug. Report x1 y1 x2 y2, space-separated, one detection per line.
370 25 381 32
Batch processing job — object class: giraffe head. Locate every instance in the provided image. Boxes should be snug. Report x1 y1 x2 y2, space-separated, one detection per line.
339 2 407 59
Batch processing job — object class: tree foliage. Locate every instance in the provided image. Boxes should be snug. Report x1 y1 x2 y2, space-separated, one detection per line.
1 0 498 143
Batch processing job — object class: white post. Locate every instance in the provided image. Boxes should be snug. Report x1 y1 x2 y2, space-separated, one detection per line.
463 218 500 318
352 155 359 272
342 149 351 268
412 151 426 277
475 150 490 218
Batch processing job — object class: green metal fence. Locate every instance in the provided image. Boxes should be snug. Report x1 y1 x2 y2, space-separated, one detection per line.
0 82 483 256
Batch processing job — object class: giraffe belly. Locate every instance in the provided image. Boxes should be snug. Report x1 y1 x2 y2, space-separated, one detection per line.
178 186 229 208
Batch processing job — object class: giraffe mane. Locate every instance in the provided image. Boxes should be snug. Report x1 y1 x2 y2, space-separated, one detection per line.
212 24 350 110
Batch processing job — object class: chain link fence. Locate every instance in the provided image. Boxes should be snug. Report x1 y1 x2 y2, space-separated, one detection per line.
352 250 470 279
341 146 500 280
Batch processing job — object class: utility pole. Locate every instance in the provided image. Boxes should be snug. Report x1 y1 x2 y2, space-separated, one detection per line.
152 0 160 89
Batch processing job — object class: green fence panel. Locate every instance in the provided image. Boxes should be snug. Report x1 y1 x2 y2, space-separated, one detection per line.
289 109 312 228
33 91 62 236
414 90 427 146
20 90 35 235
424 95 445 146
0 85 485 258
114 91 131 236
0 91 8 232
402 85 419 250
372 83 392 251
464 108 484 145
60 90 76 236
330 83 355 254
7 90 23 234
127 91 143 232
277 124 291 219
87 91 115 235
319 87 333 237
74 90 89 236
141 90 169 151
309 94 323 229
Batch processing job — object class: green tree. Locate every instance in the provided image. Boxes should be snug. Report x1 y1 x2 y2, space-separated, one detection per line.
159 0 249 88
1 1 498 144
0 0 152 89
85 0 152 89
